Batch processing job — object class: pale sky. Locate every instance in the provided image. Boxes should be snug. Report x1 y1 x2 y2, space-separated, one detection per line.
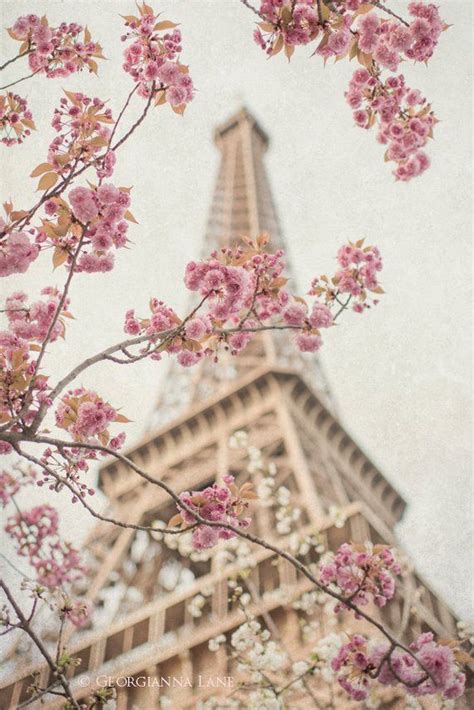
0 0 472 624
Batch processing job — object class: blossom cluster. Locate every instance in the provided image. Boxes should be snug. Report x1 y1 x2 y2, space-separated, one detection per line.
346 68 435 181
251 1 447 179
121 2 194 111
0 340 47 434
0 92 35 147
124 237 383 366
45 91 115 181
38 183 133 273
2 289 69 344
254 1 320 56
319 542 400 611
55 388 128 446
230 619 287 677
332 632 466 702
0 289 71 428
356 2 443 69
37 445 100 500
8 15 104 79
254 1 444 63
5 503 85 590
311 239 383 315
0 222 39 277
0 466 36 507
69 183 132 272
169 475 257 550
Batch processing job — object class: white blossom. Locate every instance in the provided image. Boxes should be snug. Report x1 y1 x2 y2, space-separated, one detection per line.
248 688 282 709
276 486 291 506
228 430 248 449
188 594 206 618
291 660 309 676
457 619 474 645
208 634 226 651
328 505 348 529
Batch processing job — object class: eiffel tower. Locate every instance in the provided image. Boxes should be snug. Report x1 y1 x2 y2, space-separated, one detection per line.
1 109 468 709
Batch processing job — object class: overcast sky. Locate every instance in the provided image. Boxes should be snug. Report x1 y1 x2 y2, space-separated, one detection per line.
0 0 472 622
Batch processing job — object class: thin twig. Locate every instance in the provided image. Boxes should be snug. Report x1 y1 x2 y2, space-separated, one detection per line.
14 432 435 686
0 46 32 73
239 0 264 19
0 69 40 91
0 581 81 710
372 1 410 27
111 81 156 153
17 445 196 536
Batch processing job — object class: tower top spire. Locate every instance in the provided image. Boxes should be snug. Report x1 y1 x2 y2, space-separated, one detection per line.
205 106 276 249
149 107 334 429
214 106 269 152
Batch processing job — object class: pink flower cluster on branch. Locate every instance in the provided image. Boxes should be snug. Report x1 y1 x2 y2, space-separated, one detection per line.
332 632 467 702
319 542 400 611
55 388 128 446
3 289 70 344
35 182 134 273
5 503 86 591
250 0 448 180
168 475 257 550
0 92 35 146
8 15 104 79
311 239 383 313
0 466 36 507
347 68 435 180
356 2 443 67
124 236 384 366
0 289 71 430
121 2 194 112
46 91 115 181
0 217 39 277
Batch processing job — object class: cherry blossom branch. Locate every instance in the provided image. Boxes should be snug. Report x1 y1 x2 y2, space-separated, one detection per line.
25 293 210 436
241 579 323 705
110 80 156 153
7 83 158 236
239 0 264 19
0 70 40 91
27 231 86 398
17 681 63 709
15 445 197 536
106 84 139 151
12 433 435 685
0 580 80 710
0 46 32 72
372 1 410 28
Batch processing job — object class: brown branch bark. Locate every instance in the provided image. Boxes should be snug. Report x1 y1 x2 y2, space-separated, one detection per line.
12 433 435 686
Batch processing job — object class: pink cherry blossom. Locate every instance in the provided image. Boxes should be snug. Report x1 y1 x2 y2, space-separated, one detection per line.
0 93 35 146
320 542 400 612
121 7 194 110
0 230 40 277
55 388 124 445
5 503 86 590
8 15 103 80
173 478 256 550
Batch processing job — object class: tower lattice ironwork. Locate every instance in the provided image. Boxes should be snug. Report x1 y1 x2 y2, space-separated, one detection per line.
0 109 469 710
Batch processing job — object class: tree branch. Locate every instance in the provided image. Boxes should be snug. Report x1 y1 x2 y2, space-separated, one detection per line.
0 581 81 710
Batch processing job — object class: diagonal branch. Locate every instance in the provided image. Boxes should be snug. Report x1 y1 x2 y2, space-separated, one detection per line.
15 432 435 686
